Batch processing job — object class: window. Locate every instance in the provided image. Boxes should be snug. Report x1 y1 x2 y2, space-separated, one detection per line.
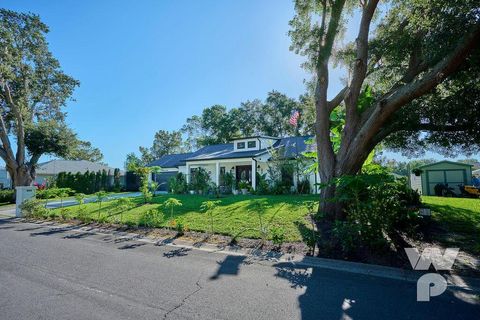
237 142 245 149
247 141 256 148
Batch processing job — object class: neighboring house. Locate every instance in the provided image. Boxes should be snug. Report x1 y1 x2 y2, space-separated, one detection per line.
148 136 320 193
35 160 124 186
0 167 12 189
412 160 473 196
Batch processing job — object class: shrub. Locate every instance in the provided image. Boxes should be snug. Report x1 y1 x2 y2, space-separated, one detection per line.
332 220 360 254
190 167 210 194
220 172 235 194
20 199 49 219
255 172 270 195
138 208 164 228
332 168 422 251
36 188 74 199
0 189 14 203
169 173 188 194
297 179 311 194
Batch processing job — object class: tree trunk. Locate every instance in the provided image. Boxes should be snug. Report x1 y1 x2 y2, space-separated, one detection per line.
10 164 35 187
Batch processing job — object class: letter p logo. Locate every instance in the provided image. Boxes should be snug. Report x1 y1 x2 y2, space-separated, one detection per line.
417 273 448 301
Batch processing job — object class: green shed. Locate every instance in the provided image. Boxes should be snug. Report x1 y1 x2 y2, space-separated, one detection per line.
416 161 473 196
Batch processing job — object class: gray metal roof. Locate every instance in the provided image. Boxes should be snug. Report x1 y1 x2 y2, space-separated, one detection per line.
150 136 315 166
36 160 123 175
147 153 194 168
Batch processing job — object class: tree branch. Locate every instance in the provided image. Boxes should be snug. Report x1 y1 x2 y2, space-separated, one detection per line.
2 82 25 164
341 22 480 173
328 86 347 112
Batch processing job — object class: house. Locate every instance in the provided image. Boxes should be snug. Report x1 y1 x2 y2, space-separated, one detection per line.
411 160 473 196
148 136 320 193
35 160 124 186
0 167 12 189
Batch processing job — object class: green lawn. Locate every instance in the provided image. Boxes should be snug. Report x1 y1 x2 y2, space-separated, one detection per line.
422 196 480 256
52 194 318 242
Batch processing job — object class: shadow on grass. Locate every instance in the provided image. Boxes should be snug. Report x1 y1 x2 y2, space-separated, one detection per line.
425 203 480 257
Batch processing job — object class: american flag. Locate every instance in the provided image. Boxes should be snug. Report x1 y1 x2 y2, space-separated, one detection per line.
289 110 299 127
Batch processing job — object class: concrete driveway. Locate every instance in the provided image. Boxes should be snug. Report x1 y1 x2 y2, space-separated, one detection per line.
0 217 478 320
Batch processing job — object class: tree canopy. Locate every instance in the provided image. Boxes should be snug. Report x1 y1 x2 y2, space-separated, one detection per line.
288 0 480 218
0 9 102 185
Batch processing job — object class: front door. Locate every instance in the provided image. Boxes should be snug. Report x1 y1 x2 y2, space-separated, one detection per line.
235 165 252 183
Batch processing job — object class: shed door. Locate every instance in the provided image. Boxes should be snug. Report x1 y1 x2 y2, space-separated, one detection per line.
426 170 466 195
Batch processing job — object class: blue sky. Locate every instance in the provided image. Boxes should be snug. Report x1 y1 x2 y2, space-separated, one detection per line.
2 1 476 168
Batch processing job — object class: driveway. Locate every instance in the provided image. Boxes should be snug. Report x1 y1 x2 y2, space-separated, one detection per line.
0 217 478 320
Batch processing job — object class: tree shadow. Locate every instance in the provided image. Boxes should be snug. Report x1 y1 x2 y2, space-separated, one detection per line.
118 242 147 250
63 231 95 239
209 255 246 280
274 259 480 320
29 225 84 237
163 247 191 258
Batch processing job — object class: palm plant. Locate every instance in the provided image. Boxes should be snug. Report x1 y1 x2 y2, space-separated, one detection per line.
200 200 221 236
163 198 182 229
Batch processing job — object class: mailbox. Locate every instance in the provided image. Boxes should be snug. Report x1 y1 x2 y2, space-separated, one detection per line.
16 186 36 217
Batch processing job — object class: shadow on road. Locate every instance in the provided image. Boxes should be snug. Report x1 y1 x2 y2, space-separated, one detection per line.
163 247 191 258
209 255 246 280
118 242 147 250
274 259 480 320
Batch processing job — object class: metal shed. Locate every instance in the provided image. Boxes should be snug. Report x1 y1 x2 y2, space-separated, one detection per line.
416 161 473 196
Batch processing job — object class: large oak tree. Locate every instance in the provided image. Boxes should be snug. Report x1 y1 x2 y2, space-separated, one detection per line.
289 0 480 219
0 10 101 186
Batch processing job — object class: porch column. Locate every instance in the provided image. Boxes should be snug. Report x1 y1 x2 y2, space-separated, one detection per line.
215 161 220 186
251 159 256 190
186 163 190 183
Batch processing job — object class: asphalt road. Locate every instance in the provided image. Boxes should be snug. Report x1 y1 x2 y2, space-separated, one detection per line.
0 217 479 320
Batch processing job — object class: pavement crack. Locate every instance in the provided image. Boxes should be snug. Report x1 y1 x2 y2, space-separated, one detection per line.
163 275 203 319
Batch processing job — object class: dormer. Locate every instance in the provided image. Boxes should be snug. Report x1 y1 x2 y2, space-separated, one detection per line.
232 136 280 152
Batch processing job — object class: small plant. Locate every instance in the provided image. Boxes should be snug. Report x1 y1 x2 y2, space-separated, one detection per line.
75 193 86 206
77 206 91 223
115 197 134 223
95 191 108 221
58 190 69 208
163 198 182 229
270 226 286 245
200 200 221 236
20 199 49 219
248 199 270 244
60 208 69 220
149 181 159 194
138 208 164 228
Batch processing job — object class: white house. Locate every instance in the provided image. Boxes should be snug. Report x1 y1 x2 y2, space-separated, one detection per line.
148 135 320 193
35 160 124 186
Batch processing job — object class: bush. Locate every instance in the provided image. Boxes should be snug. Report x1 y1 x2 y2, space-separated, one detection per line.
0 189 14 203
190 168 210 194
297 180 311 194
36 188 74 199
168 172 187 194
20 199 49 219
332 168 422 251
138 208 164 228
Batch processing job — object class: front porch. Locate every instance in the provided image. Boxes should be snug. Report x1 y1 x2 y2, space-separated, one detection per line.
185 159 261 191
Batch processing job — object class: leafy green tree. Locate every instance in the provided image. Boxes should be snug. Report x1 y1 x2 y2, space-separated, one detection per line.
64 140 103 162
289 0 480 219
0 10 100 186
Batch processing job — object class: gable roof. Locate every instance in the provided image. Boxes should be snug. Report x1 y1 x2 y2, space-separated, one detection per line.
150 136 315 165
36 160 122 175
417 160 474 169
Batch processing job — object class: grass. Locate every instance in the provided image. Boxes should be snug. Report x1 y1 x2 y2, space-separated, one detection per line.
422 196 480 256
51 194 318 242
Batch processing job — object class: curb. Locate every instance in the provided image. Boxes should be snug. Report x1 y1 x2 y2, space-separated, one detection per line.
4 217 480 293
